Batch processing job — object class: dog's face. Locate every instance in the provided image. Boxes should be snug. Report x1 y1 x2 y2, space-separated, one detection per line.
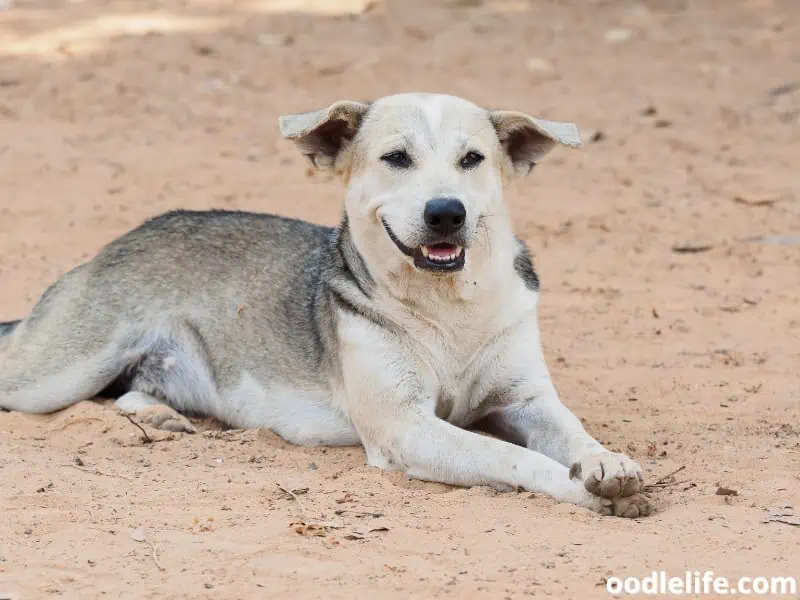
280 93 581 276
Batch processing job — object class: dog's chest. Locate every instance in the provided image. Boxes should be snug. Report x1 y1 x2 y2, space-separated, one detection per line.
396 295 530 425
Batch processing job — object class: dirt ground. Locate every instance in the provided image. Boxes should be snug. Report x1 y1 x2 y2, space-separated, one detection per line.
1 0 799 598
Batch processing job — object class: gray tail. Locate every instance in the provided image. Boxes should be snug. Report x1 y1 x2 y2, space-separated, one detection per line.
0 319 21 337
0 320 20 354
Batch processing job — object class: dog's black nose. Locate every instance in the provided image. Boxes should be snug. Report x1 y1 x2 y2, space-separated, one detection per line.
424 198 466 236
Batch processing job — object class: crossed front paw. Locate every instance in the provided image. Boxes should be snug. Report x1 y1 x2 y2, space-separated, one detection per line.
571 451 653 518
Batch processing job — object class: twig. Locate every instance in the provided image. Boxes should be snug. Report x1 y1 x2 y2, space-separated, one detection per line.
645 479 690 490
122 414 152 444
334 509 385 518
86 506 96 523
63 463 135 481
651 465 686 486
148 540 165 571
276 483 307 518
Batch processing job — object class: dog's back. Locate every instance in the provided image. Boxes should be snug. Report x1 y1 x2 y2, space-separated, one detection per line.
0 210 355 437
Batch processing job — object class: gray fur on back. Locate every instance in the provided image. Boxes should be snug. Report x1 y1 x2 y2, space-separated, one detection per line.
0 209 374 425
93 209 364 391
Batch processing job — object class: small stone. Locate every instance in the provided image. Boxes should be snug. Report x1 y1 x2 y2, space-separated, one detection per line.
192 43 216 57
525 57 554 73
24 528 32 535
582 129 605 143
605 28 633 43
258 33 295 47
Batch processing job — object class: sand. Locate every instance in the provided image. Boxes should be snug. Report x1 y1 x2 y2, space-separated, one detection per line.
1 0 799 598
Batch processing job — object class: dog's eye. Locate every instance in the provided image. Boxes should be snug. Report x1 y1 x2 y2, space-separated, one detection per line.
380 150 412 169
460 151 484 170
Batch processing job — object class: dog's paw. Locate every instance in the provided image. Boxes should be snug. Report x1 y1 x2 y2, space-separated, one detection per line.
570 451 643 498
576 489 653 518
135 405 196 434
611 493 653 518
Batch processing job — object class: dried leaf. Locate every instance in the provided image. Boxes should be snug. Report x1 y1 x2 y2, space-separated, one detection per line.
291 521 328 537
646 441 657 457
762 515 800 526
672 242 714 254
769 81 800 97
733 194 782 207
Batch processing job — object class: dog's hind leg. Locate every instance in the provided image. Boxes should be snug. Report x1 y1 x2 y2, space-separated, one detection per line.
101 319 219 432
115 391 196 433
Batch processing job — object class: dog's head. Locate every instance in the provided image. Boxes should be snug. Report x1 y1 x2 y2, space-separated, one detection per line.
280 93 580 278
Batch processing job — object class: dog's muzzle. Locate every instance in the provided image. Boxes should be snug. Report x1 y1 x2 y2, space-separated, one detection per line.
381 219 466 273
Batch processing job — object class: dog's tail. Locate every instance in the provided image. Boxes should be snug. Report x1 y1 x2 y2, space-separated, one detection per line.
0 319 20 347
0 319 21 335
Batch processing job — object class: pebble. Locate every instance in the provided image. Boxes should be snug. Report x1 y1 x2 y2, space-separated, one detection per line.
605 28 633 43
525 57 554 73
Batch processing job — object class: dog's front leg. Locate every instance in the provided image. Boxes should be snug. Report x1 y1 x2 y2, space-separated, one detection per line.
490 389 653 517
337 320 611 514
478 320 653 517
354 396 614 514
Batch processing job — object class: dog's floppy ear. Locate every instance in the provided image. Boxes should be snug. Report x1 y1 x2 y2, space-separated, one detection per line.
279 101 370 170
489 111 582 177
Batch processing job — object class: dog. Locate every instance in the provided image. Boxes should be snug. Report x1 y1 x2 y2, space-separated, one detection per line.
0 93 651 517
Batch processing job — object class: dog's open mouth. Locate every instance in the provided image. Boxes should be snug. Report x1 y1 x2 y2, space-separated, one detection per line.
381 219 466 273
414 243 465 271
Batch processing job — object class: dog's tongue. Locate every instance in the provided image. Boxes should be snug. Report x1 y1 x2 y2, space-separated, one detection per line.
428 243 457 258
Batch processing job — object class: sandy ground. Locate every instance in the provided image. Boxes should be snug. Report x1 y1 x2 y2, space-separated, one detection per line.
1 0 799 598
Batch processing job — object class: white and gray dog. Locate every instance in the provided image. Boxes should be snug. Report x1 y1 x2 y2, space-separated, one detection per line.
0 93 651 517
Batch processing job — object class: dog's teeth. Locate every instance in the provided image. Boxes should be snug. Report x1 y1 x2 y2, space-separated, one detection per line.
455 246 463 257
421 246 429 258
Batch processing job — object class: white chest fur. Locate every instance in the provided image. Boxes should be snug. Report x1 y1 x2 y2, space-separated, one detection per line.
376 273 540 426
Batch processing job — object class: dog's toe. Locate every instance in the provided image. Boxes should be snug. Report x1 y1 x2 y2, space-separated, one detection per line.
139 406 196 433
572 451 644 499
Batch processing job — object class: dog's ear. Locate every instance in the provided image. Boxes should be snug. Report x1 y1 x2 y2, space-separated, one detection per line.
489 111 582 177
279 101 370 170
